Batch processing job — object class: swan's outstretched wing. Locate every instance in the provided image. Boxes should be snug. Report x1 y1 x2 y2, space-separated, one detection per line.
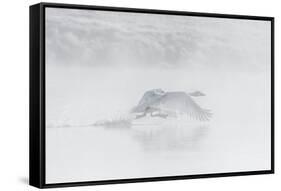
131 90 164 113
131 97 161 113
153 92 212 121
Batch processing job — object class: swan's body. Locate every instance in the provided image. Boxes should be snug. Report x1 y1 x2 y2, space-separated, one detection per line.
131 89 212 121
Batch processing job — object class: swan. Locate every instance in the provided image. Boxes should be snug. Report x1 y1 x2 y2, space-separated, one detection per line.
131 89 212 121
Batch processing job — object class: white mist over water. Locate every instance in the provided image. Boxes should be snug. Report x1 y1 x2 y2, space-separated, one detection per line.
46 66 271 183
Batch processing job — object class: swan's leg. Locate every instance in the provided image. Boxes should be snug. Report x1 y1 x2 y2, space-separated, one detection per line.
135 113 146 119
151 112 168 118
158 113 168 118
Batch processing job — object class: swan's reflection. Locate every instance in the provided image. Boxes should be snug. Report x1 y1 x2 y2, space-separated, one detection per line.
102 120 210 152
131 124 209 151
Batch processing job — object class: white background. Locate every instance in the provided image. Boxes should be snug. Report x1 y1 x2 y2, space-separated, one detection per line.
0 0 278 190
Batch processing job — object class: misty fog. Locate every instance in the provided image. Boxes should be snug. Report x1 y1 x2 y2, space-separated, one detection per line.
45 8 271 183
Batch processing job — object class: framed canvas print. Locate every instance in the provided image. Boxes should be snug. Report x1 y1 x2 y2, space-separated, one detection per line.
29 2 274 188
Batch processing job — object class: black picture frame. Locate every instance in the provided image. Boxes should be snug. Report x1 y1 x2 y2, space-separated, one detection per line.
30 2 275 189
